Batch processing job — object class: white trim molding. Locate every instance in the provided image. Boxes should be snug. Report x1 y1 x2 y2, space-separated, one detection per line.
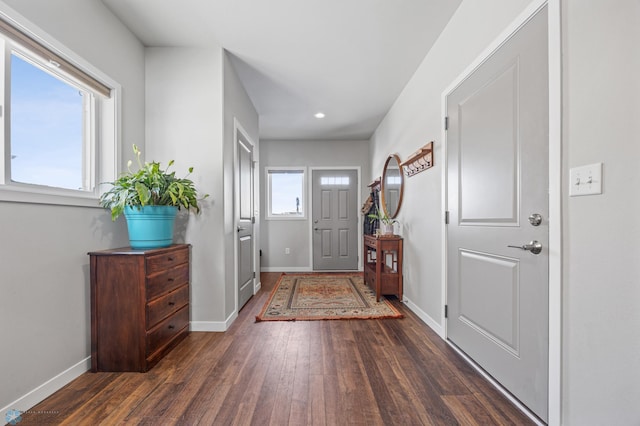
264 166 307 221
546 1 563 424
190 311 237 332
0 3 121 209
0 357 91 414
260 266 312 273
403 297 444 338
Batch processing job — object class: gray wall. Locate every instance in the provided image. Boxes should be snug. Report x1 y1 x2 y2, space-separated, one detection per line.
562 0 640 423
145 47 227 328
260 139 369 271
223 52 260 317
145 48 259 329
0 0 144 412
369 0 533 333
1 8 260 413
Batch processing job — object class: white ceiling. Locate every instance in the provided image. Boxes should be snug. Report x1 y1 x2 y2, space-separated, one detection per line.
101 0 462 140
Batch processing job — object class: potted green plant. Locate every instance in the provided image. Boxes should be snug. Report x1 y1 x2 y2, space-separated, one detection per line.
367 208 397 235
99 144 207 249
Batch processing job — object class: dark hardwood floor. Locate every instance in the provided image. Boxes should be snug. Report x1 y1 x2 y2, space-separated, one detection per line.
19 272 534 425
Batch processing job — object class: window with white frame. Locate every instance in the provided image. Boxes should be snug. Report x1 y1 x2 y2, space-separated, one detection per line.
0 14 117 206
266 168 306 219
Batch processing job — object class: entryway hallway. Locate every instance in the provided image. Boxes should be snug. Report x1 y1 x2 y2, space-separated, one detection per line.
18 272 534 425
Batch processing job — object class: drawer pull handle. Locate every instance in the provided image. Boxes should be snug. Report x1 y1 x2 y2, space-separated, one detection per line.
167 257 174 261
168 325 175 329
168 302 175 306
167 278 174 282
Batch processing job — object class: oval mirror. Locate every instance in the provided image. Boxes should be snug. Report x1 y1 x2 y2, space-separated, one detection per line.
381 154 404 219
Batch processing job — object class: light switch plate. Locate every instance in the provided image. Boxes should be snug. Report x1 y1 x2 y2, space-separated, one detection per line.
569 163 602 196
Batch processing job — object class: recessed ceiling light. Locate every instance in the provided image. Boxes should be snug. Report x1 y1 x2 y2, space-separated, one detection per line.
314 112 325 119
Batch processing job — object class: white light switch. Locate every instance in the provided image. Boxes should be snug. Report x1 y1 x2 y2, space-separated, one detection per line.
569 163 602 196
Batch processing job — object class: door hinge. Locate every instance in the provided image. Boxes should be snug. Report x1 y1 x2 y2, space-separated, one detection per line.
444 305 448 318
444 116 449 131
251 216 256 224
445 211 450 224
253 271 256 278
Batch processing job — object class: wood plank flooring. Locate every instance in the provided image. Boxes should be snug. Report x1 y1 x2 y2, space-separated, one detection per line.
18 272 534 425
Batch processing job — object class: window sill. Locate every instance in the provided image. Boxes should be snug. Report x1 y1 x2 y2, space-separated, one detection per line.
0 185 103 208
265 215 307 221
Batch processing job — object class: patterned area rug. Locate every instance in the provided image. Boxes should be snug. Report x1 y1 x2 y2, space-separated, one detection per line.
256 273 403 321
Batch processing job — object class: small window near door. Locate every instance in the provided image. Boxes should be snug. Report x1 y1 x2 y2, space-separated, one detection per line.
320 176 350 186
385 175 401 185
266 167 306 220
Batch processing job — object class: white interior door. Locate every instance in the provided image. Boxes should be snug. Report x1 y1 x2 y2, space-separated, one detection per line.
312 169 358 270
237 131 254 310
446 7 549 421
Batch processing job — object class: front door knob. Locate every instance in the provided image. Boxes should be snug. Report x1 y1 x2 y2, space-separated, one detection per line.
528 213 542 226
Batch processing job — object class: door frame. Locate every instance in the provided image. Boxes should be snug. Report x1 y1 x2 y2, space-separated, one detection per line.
308 166 362 271
440 1 561 424
233 118 259 314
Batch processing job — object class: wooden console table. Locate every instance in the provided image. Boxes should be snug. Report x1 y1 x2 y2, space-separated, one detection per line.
363 235 403 302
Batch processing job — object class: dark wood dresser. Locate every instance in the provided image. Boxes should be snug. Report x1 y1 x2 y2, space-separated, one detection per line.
89 244 190 372
363 235 403 302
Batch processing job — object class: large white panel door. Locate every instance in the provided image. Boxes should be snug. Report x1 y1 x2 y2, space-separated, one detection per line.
237 132 254 310
446 8 549 421
312 169 358 270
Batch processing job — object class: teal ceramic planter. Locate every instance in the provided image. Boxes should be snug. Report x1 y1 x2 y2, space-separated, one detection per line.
124 205 178 249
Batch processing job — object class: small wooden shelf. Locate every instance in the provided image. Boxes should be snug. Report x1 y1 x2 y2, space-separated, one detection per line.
363 234 403 302
400 142 434 177
368 177 381 188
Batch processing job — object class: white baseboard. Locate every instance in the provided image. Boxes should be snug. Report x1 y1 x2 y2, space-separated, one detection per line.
1 356 91 414
190 310 237 332
403 297 445 338
260 266 312 272
259 267 365 273
260 266 313 272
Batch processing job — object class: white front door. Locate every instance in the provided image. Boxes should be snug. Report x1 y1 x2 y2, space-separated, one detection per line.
237 130 254 310
446 7 549 421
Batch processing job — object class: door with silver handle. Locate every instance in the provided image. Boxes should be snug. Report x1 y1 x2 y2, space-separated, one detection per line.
508 240 543 255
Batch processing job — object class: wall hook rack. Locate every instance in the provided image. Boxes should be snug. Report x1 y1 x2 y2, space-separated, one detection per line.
399 141 434 177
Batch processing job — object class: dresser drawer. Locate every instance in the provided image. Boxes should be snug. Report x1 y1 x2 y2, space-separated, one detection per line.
146 263 189 300
146 305 189 356
364 235 377 249
380 274 399 294
364 268 376 287
145 247 189 275
146 284 189 329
